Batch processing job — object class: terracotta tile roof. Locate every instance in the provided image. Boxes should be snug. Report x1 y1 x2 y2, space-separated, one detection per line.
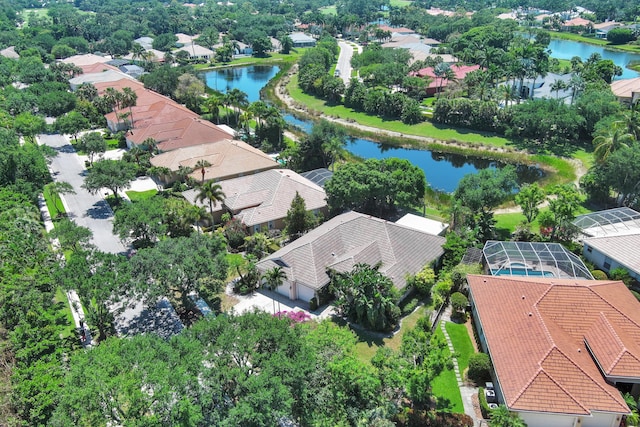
257 211 445 291
413 64 480 89
150 139 277 180
468 275 638 416
610 77 640 99
183 169 326 227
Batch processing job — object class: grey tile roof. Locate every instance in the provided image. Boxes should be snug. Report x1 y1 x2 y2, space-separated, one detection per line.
257 211 445 291
583 234 640 275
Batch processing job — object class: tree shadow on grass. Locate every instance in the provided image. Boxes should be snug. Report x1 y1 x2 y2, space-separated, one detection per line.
434 396 455 412
331 314 386 347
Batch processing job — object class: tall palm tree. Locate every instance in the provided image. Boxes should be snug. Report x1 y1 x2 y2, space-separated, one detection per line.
204 95 222 124
262 266 287 314
131 43 145 64
76 83 98 102
195 180 226 220
593 124 633 163
227 88 249 125
550 79 567 99
194 159 211 183
121 87 138 130
622 102 640 140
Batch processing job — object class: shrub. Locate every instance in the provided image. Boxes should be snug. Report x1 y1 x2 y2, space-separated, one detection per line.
410 266 436 295
610 267 633 287
450 292 469 314
467 352 492 384
478 387 490 419
401 297 420 315
309 297 318 311
431 277 453 307
591 269 608 280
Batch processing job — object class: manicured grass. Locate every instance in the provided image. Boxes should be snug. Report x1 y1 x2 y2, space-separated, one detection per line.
352 304 429 363
54 287 76 339
445 322 475 375
390 0 413 6
196 51 305 71
287 75 512 147
126 189 157 202
494 211 534 234
43 183 66 218
431 326 465 413
319 5 336 15
105 138 120 150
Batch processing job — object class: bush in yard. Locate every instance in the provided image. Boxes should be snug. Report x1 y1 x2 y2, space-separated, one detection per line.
478 387 490 419
468 352 492 384
450 292 468 314
409 266 436 295
590 269 608 280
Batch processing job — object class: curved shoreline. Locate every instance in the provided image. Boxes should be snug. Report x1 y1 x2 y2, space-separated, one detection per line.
271 64 585 186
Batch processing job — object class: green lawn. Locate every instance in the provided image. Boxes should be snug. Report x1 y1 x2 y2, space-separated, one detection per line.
495 203 594 234
431 326 465 413
445 322 475 375
126 189 157 202
43 183 66 218
287 75 512 148
352 304 429 363
54 287 76 339
390 0 413 5
319 5 336 15
195 51 306 71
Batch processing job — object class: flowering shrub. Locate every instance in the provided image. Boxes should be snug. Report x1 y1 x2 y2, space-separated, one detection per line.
274 311 311 323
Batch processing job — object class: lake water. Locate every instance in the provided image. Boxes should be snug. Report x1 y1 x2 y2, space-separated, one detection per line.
547 38 640 79
202 65 280 102
205 66 542 192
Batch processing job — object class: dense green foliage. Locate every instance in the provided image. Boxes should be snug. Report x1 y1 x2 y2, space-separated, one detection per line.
325 157 426 217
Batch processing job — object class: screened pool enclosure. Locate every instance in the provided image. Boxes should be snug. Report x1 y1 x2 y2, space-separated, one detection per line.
483 241 593 280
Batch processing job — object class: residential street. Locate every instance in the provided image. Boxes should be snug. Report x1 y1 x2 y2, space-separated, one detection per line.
337 40 360 85
39 133 126 254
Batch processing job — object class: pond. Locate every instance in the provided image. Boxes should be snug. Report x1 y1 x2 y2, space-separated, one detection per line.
205 66 542 193
547 38 640 79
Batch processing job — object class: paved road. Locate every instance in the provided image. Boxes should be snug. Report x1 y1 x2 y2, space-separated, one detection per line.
337 40 357 85
39 134 126 254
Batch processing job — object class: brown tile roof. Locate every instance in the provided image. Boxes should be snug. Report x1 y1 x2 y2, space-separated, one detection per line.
183 169 326 227
257 211 445 291
610 77 640 99
150 139 277 180
468 275 638 416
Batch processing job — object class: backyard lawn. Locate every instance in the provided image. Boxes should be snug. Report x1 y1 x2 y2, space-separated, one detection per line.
446 321 475 377
431 325 464 413
126 189 157 202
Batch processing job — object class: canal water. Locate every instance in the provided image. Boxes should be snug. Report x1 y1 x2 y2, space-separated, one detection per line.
547 38 640 79
203 66 542 192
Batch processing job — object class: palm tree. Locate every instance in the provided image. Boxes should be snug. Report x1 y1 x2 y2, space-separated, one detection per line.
48 181 76 217
195 180 226 220
131 43 145 64
550 79 568 99
262 266 287 314
204 95 223 124
568 74 585 105
488 405 527 427
76 83 98 102
622 102 640 140
593 124 633 163
194 159 211 183
121 87 138 130
322 137 345 171
190 205 208 233
227 88 249 125
141 137 158 154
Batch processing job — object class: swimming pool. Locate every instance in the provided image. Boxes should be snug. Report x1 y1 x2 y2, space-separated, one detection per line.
492 268 555 277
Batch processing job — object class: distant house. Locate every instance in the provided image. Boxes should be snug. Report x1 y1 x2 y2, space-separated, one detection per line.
183 169 327 233
68 69 135 91
583 234 640 281
468 274 636 427
150 139 278 184
289 32 316 48
0 46 19 59
133 36 154 50
610 77 640 105
561 17 593 31
594 21 622 39
413 64 480 95
256 211 445 302
119 64 145 79
376 25 414 35
177 44 214 60
395 213 448 236
234 41 253 56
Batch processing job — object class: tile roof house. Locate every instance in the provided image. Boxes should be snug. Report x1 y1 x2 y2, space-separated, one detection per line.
610 77 640 105
413 64 480 95
150 138 277 184
468 275 638 427
561 17 593 30
176 43 214 60
289 32 316 48
256 211 445 302
182 168 326 233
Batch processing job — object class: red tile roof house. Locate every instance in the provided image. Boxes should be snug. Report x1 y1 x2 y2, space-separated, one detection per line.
468 275 640 427
256 211 445 302
412 64 480 96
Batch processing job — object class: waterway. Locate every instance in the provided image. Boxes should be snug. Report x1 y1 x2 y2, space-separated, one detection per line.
547 38 640 79
203 66 542 192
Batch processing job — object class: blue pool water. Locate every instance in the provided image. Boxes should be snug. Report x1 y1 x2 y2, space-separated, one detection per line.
492 268 555 277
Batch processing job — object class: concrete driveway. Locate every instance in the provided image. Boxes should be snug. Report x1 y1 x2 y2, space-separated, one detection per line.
337 40 359 85
39 133 126 254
